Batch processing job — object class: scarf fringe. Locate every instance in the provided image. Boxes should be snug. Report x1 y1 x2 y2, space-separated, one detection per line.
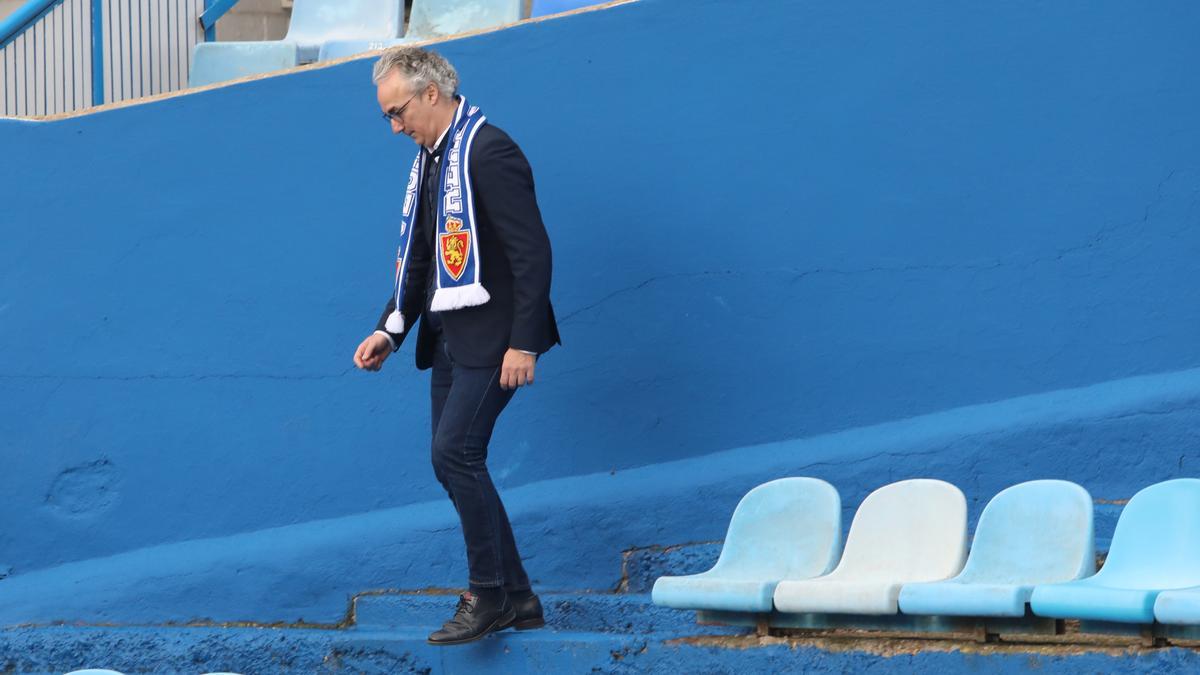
430 283 491 312
384 310 406 333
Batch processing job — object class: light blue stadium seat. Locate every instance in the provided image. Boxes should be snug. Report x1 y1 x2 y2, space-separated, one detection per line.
774 479 968 615
318 0 523 62
190 42 301 87
898 480 1095 617
650 477 841 612
1030 478 1200 624
531 0 602 18
1155 587 1200 624
64 671 126 675
192 1 403 86
318 38 408 62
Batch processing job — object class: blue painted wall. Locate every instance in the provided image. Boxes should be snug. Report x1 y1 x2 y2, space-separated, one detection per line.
1 0 1199 625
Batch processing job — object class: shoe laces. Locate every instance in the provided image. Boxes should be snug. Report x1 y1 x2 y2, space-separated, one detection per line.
444 592 478 629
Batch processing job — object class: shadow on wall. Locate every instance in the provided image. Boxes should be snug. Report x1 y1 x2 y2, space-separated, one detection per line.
0 0 1198 616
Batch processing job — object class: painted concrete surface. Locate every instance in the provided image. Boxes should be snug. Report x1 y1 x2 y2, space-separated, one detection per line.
1 0 1198 583
4 598 1200 675
351 592 733 634
1 366 1198 627
1 0 1199 669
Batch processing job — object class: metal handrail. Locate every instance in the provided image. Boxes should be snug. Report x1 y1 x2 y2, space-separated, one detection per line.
199 0 237 39
1 0 221 116
0 0 67 50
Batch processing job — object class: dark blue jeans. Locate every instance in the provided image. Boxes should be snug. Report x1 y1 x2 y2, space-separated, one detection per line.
429 329 531 592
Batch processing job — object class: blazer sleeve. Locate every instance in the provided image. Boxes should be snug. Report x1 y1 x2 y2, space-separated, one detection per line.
374 220 433 351
471 128 553 353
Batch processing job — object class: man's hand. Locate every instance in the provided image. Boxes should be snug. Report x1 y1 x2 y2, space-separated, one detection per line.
500 348 536 390
354 333 393 371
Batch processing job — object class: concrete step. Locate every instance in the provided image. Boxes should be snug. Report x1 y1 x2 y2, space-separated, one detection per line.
5 622 1200 674
351 592 742 637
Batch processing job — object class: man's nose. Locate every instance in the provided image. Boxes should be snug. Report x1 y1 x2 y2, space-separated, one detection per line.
391 119 404 134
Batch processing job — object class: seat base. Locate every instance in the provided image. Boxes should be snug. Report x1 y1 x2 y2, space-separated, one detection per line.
698 609 1061 638
1154 589 1200 625
696 610 764 628
772 612 974 633
774 579 903 615
899 581 1032 617
1031 582 1160 624
651 575 777 613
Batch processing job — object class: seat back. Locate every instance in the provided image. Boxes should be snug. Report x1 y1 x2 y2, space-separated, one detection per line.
407 0 523 40
1094 478 1200 589
286 0 404 44
958 480 1095 584
830 479 967 582
709 477 841 580
531 0 602 17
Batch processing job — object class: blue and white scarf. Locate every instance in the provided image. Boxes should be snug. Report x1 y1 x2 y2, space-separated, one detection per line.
384 98 490 333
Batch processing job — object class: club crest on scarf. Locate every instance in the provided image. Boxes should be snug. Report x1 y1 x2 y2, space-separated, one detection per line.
440 218 471 281
384 99 491 335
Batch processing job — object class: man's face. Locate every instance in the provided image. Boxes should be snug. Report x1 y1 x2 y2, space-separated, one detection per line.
376 69 437 147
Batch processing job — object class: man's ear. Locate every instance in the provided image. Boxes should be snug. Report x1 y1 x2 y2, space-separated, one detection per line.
426 83 440 105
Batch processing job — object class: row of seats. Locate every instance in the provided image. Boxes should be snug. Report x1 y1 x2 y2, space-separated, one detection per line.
652 477 1200 625
190 0 603 87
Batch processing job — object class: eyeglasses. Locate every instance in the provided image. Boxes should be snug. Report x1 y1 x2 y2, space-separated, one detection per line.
381 93 418 124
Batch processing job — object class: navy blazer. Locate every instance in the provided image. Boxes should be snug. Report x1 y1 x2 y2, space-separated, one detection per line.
375 123 560 369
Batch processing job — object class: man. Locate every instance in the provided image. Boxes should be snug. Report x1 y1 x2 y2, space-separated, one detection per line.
352 47 560 646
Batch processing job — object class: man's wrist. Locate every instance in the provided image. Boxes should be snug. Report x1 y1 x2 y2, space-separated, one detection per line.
374 330 398 351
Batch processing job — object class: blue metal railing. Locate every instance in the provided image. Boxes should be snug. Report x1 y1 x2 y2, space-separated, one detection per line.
0 0 214 117
199 0 238 41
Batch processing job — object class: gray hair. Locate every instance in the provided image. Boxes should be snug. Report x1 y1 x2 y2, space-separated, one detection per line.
372 47 459 98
